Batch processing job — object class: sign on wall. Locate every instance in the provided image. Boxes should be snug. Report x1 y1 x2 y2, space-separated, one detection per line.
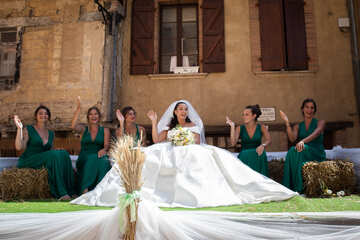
258 107 276 122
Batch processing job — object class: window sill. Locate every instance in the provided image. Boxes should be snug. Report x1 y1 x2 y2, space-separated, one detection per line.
148 73 208 80
253 70 317 77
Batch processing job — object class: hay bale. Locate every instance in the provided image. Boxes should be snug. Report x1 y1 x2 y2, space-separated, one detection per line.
303 160 356 197
268 159 285 184
0 168 52 201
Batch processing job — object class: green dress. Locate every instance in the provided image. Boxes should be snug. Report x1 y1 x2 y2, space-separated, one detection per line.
18 125 75 198
237 124 268 176
121 124 141 146
133 124 141 146
76 126 111 193
282 118 326 193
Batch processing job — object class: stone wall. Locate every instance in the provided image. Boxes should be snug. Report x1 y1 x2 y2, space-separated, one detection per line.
0 0 107 134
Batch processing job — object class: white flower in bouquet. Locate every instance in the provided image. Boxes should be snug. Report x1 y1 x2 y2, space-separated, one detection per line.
336 190 345 197
167 126 195 146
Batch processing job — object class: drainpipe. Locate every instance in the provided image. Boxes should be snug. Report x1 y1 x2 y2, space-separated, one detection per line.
348 0 360 120
103 0 125 122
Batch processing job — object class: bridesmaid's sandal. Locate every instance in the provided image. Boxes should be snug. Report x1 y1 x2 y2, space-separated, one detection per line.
82 189 89 194
58 195 71 201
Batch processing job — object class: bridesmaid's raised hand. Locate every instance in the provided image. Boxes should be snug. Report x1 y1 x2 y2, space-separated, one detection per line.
116 109 124 124
225 116 235 128
14 115 23 129
279 110 289 123
147 110 157 123
76 96 81 110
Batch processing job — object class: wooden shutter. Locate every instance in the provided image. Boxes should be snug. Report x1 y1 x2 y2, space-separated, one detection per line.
202 0 225 73
284 0 308 70
130 0 155 75
259 0 286 71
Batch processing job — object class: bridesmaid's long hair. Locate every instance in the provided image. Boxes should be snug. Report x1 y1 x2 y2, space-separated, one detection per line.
87 106 102 122
34 105 51 121
245 104 262 121
301 98 317 115
168 102 191 130
121 106 136 126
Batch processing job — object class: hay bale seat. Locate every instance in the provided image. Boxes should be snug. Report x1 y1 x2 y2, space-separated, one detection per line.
0 168 52 201
303 160 356 197
268 159 356 197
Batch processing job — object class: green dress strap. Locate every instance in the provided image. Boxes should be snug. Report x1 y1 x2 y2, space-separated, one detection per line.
135 124 140 143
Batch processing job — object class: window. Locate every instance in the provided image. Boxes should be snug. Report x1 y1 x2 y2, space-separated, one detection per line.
130 0 225 75
258 0 308 71
160 5 198 73
0 27 21 90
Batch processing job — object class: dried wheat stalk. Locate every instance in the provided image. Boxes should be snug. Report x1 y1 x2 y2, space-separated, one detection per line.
110 135 145 240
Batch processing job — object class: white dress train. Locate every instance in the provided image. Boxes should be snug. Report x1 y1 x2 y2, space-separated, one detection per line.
1 200 360 240
71 126 297 208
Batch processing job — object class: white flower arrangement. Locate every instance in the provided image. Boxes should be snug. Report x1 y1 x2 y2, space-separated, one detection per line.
336 190 345 197
167 126 195 146
325 189 332 195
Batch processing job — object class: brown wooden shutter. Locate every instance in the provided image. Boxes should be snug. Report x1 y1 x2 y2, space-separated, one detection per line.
284 0 308 70
202 0 225 73
130 0 155 75
259 0 286 71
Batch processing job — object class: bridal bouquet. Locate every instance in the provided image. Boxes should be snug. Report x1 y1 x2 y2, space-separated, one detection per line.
168 126 195 146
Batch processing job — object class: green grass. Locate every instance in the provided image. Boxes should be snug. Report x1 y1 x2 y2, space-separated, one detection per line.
1 195 360 213
163 195 360 212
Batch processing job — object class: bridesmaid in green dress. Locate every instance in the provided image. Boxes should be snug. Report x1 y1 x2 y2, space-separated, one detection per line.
280 98 326 193
226 105 271 176
71 97 111 194
116 106 146 146
14 106 75 200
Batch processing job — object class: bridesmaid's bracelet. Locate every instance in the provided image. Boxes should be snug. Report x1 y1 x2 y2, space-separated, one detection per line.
261 143 266 147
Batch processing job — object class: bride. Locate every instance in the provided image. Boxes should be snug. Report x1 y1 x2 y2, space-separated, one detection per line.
71 100 297 208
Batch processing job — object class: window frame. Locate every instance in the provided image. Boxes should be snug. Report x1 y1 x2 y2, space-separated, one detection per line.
130 0 225 75
159 4 199 74
249 0 318 74
0 27 22 91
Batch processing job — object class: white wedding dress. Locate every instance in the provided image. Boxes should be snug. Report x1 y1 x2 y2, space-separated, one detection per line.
71 125 297 208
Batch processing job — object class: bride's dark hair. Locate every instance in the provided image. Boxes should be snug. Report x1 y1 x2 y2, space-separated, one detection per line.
168 102 191 130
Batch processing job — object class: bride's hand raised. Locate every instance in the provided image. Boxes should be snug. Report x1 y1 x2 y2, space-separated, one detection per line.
147 110 157 123
225 116 235 128
14 115 23 129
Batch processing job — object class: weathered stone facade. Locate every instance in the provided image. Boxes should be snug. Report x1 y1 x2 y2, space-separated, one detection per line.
0 0 107 134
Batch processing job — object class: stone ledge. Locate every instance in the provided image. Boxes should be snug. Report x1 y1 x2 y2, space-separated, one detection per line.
148 73 208 81
252 70 317 77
